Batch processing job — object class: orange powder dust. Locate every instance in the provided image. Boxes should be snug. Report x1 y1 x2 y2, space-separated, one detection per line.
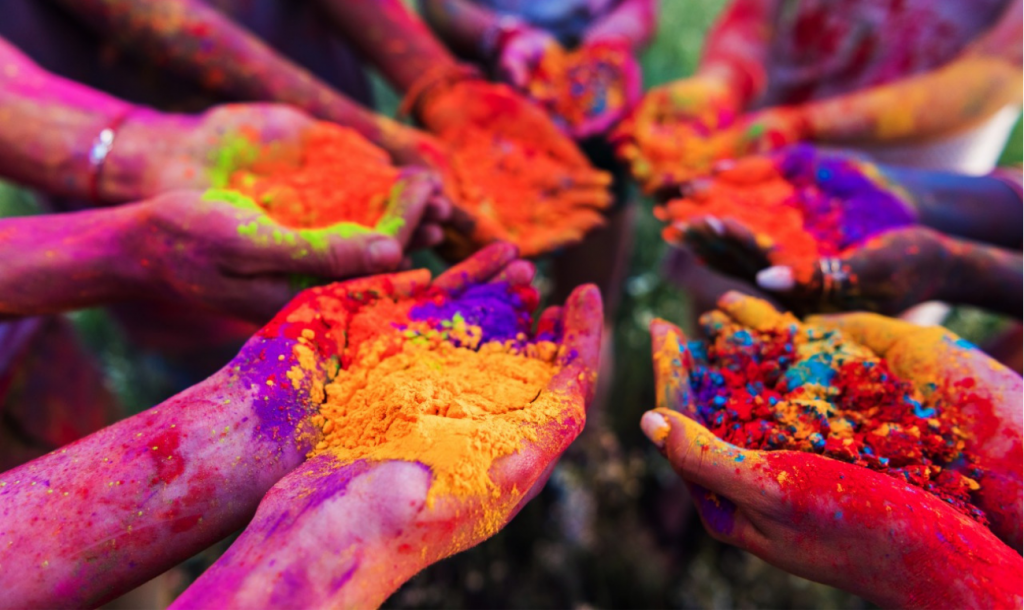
443 126 607 256
228 123 400 229
657 158 822 281
528 43 629 129
306 301 567 508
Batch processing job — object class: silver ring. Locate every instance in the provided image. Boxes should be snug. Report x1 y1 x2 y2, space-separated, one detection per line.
819 257 848 305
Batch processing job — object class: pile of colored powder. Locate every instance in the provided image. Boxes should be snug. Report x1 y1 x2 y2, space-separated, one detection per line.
658 156 914 281
685 307 988 524
220 123 401 230
442 125 609 256
302 281 572 508
527 42 629 130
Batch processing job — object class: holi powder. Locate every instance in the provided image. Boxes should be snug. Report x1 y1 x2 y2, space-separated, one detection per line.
289 281 572 515
214 123 401 232
527 42 629 130
658 156 914 281
684 306 989 525
431 87 611 257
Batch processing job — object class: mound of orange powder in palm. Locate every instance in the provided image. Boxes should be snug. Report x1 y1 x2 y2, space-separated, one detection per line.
228 123 400 229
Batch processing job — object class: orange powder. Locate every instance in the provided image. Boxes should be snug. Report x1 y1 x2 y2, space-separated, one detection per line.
528 43 629 129
305 300 567 509
443 125 607 256
657 158 821 281
228 123 400 229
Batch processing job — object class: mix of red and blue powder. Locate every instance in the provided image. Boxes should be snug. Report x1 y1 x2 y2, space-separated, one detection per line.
685 309 989 526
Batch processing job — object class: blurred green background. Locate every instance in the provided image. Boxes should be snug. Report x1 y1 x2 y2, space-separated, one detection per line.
0 0 1020 607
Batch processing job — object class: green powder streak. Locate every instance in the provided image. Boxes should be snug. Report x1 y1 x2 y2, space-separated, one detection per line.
208 133 261 188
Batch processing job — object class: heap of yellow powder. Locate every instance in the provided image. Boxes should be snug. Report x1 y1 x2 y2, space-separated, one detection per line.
307 315 565 505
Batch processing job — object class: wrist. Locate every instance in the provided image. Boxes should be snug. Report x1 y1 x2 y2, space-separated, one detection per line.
480 15 531 62
398 62 484 123
99 108 196 202
111 201 160 299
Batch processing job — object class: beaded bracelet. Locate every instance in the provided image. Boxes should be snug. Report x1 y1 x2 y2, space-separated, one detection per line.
87 107 135 203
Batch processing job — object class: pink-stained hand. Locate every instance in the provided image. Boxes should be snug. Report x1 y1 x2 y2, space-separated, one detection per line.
169 244 604 609
496 27 560 89
569 39 643 139
123 171 445 323
0 246 542 608
641 295 1022 609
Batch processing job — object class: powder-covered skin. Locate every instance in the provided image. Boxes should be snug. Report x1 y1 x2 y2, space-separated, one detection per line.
659 153 914 281
685 305 988 524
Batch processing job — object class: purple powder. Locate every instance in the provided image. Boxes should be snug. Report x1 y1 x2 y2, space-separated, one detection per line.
409 282 532 344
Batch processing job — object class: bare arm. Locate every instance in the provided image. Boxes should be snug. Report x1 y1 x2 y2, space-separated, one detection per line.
584 0 659 51
697 0 778 108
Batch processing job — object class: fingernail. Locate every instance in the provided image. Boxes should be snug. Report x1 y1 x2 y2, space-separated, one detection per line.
705 216 725 236
756 266 795 292
640 411 671 449
368 239 401 269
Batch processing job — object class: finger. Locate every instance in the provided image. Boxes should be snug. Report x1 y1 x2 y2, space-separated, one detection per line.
433 241 519 295
556 189 615 210
242 222 407 279
424 193 452 223
407 224 445 250
716 291 794 332
804 311 918 357
650 318 697 417
546 169 613 190
489 259 536 286
535 305 563 338
547 284 603 403
640 409 758 498
381 169 440 248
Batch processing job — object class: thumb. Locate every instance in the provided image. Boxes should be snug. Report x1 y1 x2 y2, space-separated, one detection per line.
258 228 404 280
381 168 441 248
650 318 697 416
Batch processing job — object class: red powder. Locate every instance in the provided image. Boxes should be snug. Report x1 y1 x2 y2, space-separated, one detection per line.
690 310 989 525
657 158 828 281
229 123 400 229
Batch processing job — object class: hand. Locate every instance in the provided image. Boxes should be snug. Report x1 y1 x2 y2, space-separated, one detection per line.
169 245 604 609
416 78 613 257
125 175 441 322
754 226 956 315
612 74 741 191
103 103 317 201
496 27 559 89
641 299 1022 609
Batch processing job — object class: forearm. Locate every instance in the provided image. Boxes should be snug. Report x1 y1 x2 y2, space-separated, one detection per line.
418 0 500 61
941 237 1023 317
53 0 389 143
800 55 1022 144
584 0 658 50
0 38 134 199
0 356 316 609
881 166 1023 249
697 0 776 107
0 205 145 316
316 0 460 92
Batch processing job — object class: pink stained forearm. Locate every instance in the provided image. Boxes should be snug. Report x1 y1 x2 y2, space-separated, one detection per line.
52 0 390 145
315 0 461 93
0 205 145 317
697 0 777 107
0 38 134 200
584 0 659 51
417 0 501 61
0 366 310 608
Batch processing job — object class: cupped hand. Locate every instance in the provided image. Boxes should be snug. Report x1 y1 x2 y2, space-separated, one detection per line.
125 178 442 322
169 244 603 609
497 27 560 89
641 298 1022 609
612 74 741 190
415 78 612 257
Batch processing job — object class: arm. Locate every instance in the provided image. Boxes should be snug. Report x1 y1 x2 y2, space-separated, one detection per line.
0 38 134 200
795 1 1022 143
51 0 417 156
880 165 1023 249
417 0 500 60
695 0 777 109
315 0 462 93
583 0 658 52
0 328 326 608
941 237 1023 317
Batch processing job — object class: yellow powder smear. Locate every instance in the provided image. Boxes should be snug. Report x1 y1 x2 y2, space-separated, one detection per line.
309 333 565 505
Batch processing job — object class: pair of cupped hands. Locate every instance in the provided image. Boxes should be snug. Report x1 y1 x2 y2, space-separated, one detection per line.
0 244 602 609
